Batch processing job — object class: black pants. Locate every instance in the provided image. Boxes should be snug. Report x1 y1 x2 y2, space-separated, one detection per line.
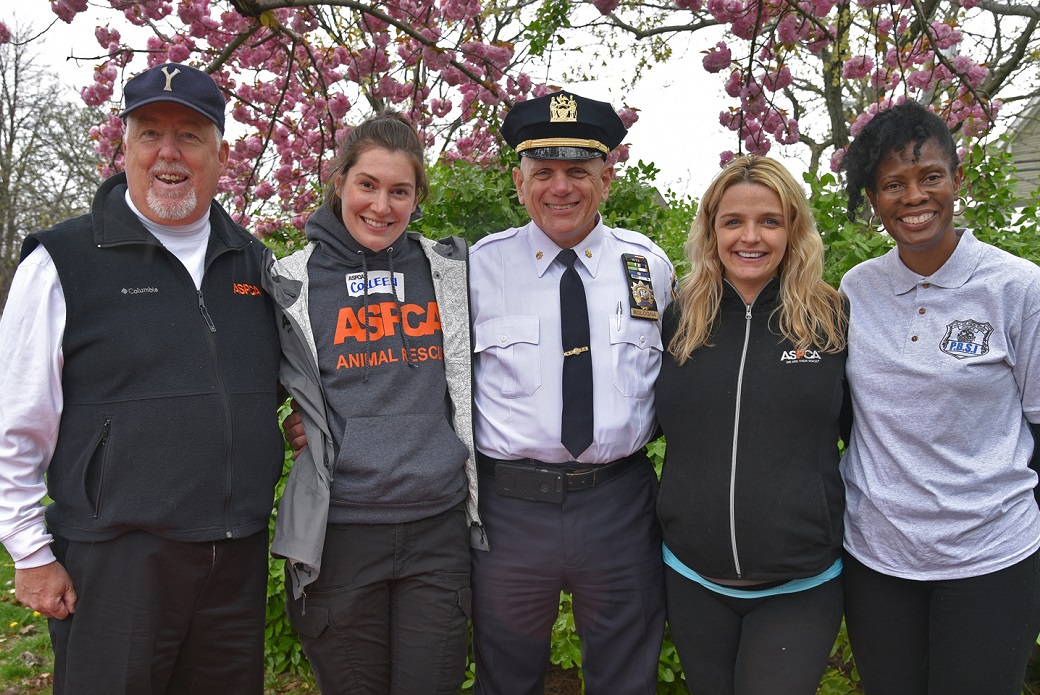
665 566 843 695
843 550 1040 695
471 459 665 695
285 505 471 695
49 530 268 695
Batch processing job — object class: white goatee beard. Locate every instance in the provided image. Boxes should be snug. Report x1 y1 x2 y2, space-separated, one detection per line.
146 186 199 222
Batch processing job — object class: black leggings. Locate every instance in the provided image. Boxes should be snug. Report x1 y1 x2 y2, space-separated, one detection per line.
843 550 1040 695
665 566 843 695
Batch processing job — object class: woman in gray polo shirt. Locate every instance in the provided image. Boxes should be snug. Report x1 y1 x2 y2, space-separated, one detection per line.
839 100 1040 694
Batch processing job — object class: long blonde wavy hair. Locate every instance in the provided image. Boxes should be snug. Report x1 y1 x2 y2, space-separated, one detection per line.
669 155 846 364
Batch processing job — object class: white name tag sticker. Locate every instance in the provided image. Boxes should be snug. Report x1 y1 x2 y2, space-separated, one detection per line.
345 271 405 299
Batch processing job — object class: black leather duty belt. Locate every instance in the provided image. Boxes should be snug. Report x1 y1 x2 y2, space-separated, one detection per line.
477 452 643 503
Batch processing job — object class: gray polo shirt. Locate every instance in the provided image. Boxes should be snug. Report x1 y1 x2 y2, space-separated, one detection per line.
841 229 1040 580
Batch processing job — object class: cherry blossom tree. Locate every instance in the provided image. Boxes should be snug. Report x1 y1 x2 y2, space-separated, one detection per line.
576 0 1040 171
1 0 1037 231
14 0 562 234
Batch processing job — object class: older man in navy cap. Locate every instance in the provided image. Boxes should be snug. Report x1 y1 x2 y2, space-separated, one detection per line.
468 91 672 694
0 63 282 693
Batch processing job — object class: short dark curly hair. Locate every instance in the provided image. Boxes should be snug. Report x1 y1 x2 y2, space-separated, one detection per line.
842 101 959 222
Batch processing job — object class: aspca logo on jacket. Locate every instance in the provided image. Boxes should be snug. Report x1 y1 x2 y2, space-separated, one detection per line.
940 319 992 359
780 348 822 364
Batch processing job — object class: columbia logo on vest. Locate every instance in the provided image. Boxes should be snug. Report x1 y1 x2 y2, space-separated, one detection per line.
121 287 158 295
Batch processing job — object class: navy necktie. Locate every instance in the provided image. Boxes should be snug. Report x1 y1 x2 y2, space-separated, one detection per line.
557 249 593 459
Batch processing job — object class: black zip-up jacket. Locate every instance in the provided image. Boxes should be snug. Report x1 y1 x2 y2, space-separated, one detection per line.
656 278 848 581
21 172 283 543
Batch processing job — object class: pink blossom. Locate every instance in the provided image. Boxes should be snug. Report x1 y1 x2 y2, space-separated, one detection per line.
761 65 792 91
430 97 453 118
254 181 276 200
724 70 742 98
828 148 846 173
739 80 766 115
706 0 744 24
167 42 192 63
774 116 799 145
592 0 620 14
776 14 808 45
0 22 9 45
702 42 732 73
617 107 639 129
719 109 741 131
929 21 962 50
361 14 389 33
842 55 874 79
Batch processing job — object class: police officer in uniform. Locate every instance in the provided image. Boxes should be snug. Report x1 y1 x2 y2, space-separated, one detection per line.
469 91 673 694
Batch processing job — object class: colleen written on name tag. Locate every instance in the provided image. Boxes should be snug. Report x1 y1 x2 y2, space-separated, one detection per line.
345 271 405 299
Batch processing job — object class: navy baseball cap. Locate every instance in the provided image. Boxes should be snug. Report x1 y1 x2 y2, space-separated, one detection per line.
120 63 226 132
501 91 627 160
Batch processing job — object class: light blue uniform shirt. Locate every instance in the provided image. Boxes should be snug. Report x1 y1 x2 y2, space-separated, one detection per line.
841 229 1040 580
469 217 673 464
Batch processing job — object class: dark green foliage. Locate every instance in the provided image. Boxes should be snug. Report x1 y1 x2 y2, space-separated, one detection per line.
601 160 697 274
410 159 529 245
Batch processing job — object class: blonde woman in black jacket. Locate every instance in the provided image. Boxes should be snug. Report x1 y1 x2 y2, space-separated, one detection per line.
656 155 849 695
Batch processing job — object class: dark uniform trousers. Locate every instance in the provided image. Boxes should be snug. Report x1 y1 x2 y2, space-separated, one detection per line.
49 530 268 695
472 458 665 695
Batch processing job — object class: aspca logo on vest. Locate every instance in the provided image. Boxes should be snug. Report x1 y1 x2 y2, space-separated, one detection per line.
233 282 262 296
780 348 822 364
940 319 992 359
335 301 441 343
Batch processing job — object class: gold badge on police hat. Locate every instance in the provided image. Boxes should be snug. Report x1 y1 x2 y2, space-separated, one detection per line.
549 94 578 123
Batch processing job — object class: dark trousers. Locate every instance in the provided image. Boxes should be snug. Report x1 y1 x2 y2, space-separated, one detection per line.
472 459 665 695
285 505 471 695
843 550 1040 695
665 566 843 695
49 530 268 695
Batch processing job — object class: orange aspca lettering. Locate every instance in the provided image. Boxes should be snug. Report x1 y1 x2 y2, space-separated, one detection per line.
233 282 262 295
334 302 442 344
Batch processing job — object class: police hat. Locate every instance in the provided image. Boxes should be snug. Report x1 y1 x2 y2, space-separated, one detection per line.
120 63 226 132
501 91 627 160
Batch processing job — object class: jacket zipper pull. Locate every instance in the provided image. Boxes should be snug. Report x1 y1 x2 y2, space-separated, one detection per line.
745 304 752 320
198 290 217 332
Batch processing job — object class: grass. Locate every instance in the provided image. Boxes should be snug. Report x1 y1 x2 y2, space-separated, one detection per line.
0 557 53 694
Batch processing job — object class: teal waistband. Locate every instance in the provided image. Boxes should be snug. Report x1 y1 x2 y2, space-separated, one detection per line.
662 544 842 599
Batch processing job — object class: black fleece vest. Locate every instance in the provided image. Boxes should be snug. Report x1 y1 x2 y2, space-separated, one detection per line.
24 197 283 543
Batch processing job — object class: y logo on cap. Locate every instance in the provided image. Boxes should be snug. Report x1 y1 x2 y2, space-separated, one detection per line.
160 66 181 92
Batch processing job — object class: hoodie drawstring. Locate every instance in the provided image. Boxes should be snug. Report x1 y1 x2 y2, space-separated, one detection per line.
386 247 418 370
357 246 417 383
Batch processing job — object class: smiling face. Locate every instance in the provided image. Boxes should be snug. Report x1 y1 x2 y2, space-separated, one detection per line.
714 182 789 303
867 138 963 276
337 147 418 252
123 102 229 225
512 157 612 248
